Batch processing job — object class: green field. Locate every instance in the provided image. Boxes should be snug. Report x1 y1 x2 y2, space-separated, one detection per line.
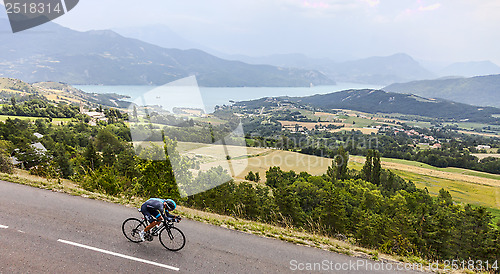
0 115 73 124
221 149 500 225
343 116 377 127
193 116 227 124
388 164 500 226
378 157 500 181
182 142 500 223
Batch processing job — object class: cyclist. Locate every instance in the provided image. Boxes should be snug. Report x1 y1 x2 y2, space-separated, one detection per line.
139 198 180 241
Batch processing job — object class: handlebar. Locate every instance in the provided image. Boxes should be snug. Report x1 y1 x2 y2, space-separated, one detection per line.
163 216 182 225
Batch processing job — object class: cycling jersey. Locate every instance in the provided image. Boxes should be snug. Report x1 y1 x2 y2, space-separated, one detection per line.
141 198 175 223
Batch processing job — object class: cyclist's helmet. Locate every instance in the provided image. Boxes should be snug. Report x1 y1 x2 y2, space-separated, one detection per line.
164 199 176 211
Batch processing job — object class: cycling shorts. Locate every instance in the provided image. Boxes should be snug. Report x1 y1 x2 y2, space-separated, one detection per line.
140 204 161 224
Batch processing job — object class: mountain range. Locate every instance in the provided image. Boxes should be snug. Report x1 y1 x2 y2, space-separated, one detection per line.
384 74 500 108
238 89 500 123
113 25 438 85
113 24 500 85
222 53 436 85
0 18 333 87
2 13 500 88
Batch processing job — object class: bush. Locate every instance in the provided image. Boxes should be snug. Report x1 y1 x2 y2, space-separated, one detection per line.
80 167 124 196
0 153 14 174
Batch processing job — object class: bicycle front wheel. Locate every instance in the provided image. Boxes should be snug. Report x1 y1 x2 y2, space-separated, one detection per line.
159 227 186 251
122 218 146 243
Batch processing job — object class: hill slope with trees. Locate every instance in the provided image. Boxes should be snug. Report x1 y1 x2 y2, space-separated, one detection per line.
384 74 500 108
243 89 500 123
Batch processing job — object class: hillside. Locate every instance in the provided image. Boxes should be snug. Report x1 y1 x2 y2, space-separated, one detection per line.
384 74 500 108
178 142 500 224
0 78 128 108
0 19 334 87
237 89 500 122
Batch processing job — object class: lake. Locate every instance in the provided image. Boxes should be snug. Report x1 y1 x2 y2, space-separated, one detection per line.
75 82 381 113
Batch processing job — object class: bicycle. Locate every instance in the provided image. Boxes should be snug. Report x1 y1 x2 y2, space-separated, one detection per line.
122 209 186 251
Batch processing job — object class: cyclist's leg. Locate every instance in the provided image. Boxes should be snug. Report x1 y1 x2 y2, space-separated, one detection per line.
141 205 156 227
144 209 162 232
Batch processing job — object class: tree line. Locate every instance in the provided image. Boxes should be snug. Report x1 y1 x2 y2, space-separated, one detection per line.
0 98 80 118
186 148 500 262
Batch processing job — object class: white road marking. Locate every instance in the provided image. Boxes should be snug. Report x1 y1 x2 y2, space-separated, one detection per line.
0 225 8 229
57 239 180 271
17 230 25 233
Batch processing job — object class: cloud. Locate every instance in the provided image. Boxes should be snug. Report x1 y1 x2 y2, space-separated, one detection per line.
418 3 441 11
274 0 372 13
302 1 330 9
362 0 380 8
395 1 442 21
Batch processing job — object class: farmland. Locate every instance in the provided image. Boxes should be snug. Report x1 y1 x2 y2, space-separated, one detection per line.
178 142 500 223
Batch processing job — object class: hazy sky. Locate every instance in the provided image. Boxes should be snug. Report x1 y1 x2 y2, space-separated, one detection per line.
4 0 500 64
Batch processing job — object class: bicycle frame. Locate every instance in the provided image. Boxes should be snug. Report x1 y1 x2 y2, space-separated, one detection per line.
141 217 176 237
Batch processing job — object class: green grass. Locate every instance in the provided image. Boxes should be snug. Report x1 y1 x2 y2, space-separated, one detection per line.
443 121 490 130
0 115 38 121
392 169 500 229
402 121 433 128
342 116 377 128
0 115 74 123
194 116 227 124
487 207 500 227
393 169 498 207
53 118 73 123
350 154 500 226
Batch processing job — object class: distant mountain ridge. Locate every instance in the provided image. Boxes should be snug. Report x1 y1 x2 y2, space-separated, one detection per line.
439 61 500 77
237 89 500 123
112 25 437 85
383 74 500 108
0 19 334 87
226 53 435 85
331 53 435 85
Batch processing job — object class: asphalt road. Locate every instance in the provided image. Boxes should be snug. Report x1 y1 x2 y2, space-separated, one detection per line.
0 180 423 273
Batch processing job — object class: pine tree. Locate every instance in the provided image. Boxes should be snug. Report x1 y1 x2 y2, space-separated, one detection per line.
245 171 256 181
53 143 72 178
362 149 373 182
102 144 116 167
83 142 101 170
336 146 349 180
372 150 381 185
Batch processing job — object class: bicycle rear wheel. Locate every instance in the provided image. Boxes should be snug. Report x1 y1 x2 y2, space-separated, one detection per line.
159 227 186 251
122 218 146 243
